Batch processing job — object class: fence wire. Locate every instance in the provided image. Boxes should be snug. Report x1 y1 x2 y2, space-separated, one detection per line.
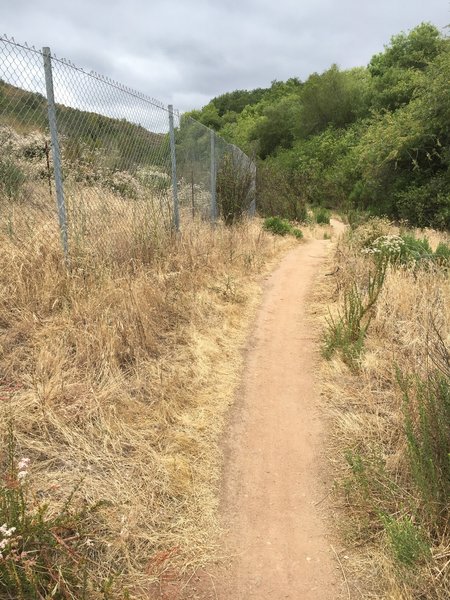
0 35 256 262
0 39 59 250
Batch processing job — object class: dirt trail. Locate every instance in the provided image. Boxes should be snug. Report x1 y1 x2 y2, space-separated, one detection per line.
216 220 346 600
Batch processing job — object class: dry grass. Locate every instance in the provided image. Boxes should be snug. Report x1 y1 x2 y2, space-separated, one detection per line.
313 220 450 599
0 209 294 596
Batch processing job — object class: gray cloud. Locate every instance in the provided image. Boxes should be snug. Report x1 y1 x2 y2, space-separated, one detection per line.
1 0 449 112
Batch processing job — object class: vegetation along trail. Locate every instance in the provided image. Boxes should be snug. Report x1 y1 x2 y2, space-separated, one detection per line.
213 219 346 599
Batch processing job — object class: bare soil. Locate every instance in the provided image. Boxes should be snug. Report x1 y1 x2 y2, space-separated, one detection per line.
213 227 344 599
165 222 346 600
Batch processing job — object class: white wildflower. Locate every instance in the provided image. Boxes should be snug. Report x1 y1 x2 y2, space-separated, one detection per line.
16 457 30 482
18 458 30 471
0 523 16 555
0 524 16 537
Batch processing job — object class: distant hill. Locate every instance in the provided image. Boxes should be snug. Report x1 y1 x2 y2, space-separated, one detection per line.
0 80 168 171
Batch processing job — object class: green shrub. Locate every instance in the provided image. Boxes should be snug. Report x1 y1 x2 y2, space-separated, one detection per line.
350 217 393 249
399 234 433 263
256 162 307 222
382 514 430 567
263 216 292 236
292 227 303 239
362 233 449 269
313 206 331 224
399 371 450 528
0 159 25 201
434 241 450 266
361 234 405 264
217 152 254 225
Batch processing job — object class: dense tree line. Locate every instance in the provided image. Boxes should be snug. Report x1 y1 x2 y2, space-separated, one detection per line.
188 23 450 229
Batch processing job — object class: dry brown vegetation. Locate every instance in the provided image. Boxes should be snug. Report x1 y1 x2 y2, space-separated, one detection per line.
314 218 450 599
0 212 294 596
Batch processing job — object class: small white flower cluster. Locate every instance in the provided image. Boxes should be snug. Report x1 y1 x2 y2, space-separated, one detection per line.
0 523 16 559
136 166 171 186
17 457 30 482
177 177 211 212
107 170 142 199
361 246 382 255
362 235 405 258
0 125 50 182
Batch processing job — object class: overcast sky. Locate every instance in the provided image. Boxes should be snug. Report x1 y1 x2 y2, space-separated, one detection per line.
1 0 449 112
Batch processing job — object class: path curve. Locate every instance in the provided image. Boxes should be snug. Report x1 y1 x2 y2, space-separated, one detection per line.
217 221 345 599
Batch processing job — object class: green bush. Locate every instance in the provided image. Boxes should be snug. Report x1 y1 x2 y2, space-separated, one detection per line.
362 233 449 268
361 234 405 264
263 216 292 236
0 159 25 201
256 162 307 222
263 217 303 240
217 152 254 225
313 206 331 224
399 371 450 528
434 241 450 266
382 514 430 567
292 227 304 239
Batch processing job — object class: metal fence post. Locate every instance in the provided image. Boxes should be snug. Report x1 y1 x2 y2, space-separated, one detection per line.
42 46 68 259
168 105 180 232
210 130 217 223
249 161 257 217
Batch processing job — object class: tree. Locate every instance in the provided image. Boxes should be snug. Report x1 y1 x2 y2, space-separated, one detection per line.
369 23 445 111
250 95 301 158
296 65 370 138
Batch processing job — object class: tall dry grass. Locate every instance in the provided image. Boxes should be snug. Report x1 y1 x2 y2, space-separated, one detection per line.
0 209 292 596
315 219 450 599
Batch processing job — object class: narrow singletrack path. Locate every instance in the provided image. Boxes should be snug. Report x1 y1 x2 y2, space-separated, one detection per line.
217 223 345 599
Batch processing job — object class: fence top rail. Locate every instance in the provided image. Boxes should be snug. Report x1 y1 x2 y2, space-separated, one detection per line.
0 33 43 57
0 32 253 165
1 34 172 115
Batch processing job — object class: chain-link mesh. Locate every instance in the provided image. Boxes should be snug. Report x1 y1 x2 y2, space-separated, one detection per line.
176 116 212 220
0 35 256 262
0 37 60 250
49 53 176 260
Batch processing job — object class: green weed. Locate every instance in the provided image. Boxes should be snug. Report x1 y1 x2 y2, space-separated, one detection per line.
362 232 450 269
323 260 387 365
381 514 430 567
399 371 450 529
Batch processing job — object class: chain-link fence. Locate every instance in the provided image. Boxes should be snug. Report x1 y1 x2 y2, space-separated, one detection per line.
0 35 256 262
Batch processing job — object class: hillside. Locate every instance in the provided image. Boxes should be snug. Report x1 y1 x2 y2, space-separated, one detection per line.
0 79 167 171
190 22 450 230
